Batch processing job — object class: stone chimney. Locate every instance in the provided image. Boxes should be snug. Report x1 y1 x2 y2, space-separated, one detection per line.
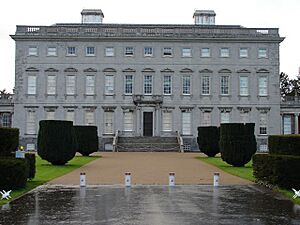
193 10 216 25
81 9 104 24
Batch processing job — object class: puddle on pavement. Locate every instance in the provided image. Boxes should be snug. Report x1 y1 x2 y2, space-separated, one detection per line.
0 185 299 225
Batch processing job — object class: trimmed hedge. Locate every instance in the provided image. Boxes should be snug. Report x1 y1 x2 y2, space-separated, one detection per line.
268 135 300 156
197 126 220 157
0 127 19 157
220 123 257 167
37 120 77 165
253 154 300 189
0 158 28 190
25 153 36 179
74 126 98 156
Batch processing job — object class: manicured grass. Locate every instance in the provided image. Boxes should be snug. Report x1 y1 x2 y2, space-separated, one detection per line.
197 155 300 205
0 154 99 205
196 156 255 181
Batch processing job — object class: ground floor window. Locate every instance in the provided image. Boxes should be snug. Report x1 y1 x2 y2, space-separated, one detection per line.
123 112 133 131
85 110 95 125
105 111 114 134
201 112 211 126
0 113 11 127
162 111 172 131
182 111 191 135
26 111 36 134
220 112 230 124
65 110 75 123
259 112 268 135
283 115 292 134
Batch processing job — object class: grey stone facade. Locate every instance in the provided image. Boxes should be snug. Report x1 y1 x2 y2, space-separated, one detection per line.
10 10 284 151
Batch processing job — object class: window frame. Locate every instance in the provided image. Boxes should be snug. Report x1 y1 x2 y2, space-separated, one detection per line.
86 46 95 56
144 47 153 57
47 47 57 56
201 76 210 95
258 48 268 58
258 76 268 96
182 48 192 57
163 75 172 95
162 111 172 132
124 75 133 95
220 76 230 95
27 75 37 95
66 75 76 95
85 75 95 95
28 46 38 56
105 75 115 95
162 47 173 57
124 47 134 56
220 48 229 58
143 75 153 95
182 75 191 95
239 76 249 96
239 48 249 58
47 75 56 95
201 48 211 58
105 47 115 57
67 46 76 56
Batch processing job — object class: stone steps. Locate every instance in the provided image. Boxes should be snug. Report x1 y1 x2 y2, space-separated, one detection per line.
116 137 180 152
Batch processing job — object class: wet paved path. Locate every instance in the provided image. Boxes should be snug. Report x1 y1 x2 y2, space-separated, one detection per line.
49 152 251 185
1 185 300 225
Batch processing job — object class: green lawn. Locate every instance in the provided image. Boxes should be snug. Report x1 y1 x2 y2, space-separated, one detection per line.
0 155 99 205
197 156 300 205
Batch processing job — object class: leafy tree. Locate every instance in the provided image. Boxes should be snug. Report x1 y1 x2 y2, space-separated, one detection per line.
280 72 290 98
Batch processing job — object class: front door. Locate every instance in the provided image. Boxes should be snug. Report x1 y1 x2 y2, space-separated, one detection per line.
143 112 153 136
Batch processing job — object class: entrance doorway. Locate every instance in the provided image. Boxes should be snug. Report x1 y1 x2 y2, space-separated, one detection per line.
143 112 153 136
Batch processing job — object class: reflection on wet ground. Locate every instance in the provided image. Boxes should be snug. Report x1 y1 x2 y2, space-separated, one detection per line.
1 185 300 225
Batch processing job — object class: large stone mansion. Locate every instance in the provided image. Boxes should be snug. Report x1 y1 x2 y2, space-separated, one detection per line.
7 9 295 151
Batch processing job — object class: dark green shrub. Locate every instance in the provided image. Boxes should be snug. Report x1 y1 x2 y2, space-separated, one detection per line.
268 135 300 156
0 127 19 157
37 120 77 165
253 154 300 189
25 153 36 179
197 126 220 157
74 126 98 156
0 158 28 190
220 123 257 167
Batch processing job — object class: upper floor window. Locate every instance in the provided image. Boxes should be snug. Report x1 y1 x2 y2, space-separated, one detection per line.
144 47 153 57
67 46 76 56
220 76 229 95
47 75 56 95
124 75 133 95
258 48 268 58
239 76 249 96
105 47 114 57
86 46 95 56
182 76 191 95
163 47 173 57
85 75 95 95
163 75 172 95
182 48 192 57
144 75 153 95
124 47 134 56
105 75 114 95
47 47 57 56
28 46 38 56
66 75 76 95
239 48 248 58
258 77 268 96
220 48 229 58
201 76 210 95
27 75 37 95
201 48 211 57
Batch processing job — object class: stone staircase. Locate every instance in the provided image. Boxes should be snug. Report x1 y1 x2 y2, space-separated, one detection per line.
116 137 180 152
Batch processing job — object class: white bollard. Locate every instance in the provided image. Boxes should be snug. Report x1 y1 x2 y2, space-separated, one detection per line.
80 172 86 187
125 172 131 187
213 172 220 187
169 172 175 186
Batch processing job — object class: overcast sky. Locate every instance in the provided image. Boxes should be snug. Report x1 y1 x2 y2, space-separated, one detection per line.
0 0 299 92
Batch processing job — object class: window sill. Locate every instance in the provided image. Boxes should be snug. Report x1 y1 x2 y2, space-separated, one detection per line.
66 54 77 57
85 55 96 57
47 55 57 57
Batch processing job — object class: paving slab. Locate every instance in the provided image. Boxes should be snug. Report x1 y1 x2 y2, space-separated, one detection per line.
49 152 252 185
1 185 299 225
